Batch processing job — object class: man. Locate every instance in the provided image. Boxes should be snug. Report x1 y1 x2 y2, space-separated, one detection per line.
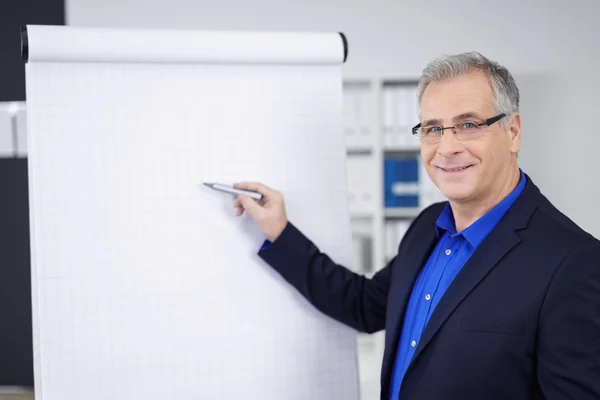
233 52 600 399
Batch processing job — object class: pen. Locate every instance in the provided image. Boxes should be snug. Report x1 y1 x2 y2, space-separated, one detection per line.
202 182 263 201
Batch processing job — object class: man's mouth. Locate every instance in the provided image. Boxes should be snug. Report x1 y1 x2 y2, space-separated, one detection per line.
438 165 473 172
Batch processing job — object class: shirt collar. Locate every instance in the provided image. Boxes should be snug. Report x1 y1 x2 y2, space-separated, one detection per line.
435 169 527 248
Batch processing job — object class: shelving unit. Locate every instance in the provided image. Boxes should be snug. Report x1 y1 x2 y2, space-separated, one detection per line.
383 207 421 219
343 75 446 275
342 76 447 399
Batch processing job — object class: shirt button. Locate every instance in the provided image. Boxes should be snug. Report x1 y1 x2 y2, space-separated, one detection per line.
445 249 452 256
425 294 431 301
411 340 417 347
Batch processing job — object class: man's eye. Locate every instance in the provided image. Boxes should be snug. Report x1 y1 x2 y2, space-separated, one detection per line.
426 126 442 133
461 122 479 130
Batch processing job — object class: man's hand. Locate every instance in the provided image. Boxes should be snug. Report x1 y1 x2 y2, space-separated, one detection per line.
233 182 288 242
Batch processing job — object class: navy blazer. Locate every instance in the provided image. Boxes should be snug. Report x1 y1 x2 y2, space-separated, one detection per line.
259 174 600 399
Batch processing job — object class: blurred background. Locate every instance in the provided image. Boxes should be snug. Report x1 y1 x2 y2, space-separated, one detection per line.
1 0 599 399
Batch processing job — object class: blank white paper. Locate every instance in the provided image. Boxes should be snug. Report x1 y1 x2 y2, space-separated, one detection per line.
24 25 359 400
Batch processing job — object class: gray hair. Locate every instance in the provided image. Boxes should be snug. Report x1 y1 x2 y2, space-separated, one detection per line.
416 52 519 130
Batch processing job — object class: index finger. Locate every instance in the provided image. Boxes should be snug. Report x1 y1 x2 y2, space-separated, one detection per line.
233 181 276 196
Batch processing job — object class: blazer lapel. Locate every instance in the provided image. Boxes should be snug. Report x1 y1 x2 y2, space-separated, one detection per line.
406 175 543 372
380 213 440 396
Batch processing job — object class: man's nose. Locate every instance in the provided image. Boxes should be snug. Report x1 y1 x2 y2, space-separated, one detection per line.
437 128 463 157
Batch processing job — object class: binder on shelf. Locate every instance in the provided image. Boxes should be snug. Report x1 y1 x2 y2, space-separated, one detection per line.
384 220 410 262
361 235 373 274
382 85 394 135
395 88 409 146
346 155 375 215
382 83 419 149
343 89 355 137
407 85 419 129
382 85 396 147
350 220 372 273
384 155 419 208
385 222 396 262
358 90 371 139
343 84 372 150
350 216 373 272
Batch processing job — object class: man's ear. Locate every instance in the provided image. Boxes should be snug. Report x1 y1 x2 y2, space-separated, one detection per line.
508 113 521 153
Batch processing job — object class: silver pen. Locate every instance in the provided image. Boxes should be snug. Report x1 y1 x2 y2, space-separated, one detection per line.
202 182 263 201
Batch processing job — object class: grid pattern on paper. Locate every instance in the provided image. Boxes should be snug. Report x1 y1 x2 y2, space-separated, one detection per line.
25 60 360 400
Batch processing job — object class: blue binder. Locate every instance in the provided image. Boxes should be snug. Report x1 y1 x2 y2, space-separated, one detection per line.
384 156 419 208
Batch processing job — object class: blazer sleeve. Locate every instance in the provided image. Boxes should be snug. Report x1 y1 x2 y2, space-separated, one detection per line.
537 239 600 398
258 221 392 334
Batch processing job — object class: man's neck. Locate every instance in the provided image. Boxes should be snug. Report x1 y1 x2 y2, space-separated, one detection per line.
450 167 521 233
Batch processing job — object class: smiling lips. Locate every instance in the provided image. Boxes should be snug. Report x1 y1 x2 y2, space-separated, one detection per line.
438 165 473 172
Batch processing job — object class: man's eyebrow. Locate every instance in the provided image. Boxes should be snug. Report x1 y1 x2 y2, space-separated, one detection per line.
421 112 485 127
421 118 441 127
452 112 485 122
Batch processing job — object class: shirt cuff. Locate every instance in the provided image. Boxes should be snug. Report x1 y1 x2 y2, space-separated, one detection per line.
260 239 272 251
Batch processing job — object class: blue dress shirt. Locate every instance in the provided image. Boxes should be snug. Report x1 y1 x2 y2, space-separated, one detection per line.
389 170 526 399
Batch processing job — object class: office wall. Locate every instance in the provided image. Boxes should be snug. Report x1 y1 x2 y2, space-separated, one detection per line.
65 0 599 235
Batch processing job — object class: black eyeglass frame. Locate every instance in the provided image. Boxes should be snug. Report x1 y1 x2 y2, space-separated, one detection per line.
411 113 507 136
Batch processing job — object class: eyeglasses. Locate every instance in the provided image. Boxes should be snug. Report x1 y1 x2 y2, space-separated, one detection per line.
412 113 507 143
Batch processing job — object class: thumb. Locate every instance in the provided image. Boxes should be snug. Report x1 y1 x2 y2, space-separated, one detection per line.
238 194 264 219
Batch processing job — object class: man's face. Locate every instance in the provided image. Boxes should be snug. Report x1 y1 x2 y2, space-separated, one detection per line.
419 72 521 204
